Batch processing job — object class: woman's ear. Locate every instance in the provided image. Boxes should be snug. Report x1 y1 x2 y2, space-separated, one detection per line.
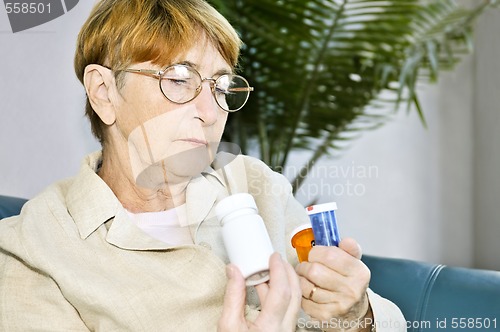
83 64 117 125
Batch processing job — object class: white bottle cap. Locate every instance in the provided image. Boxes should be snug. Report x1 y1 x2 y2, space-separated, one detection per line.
289 223 313 247
215 193 257 224
306 202 337 215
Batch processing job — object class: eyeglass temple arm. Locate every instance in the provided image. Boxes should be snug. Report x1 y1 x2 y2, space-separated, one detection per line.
122 68 162 78
228 87 254 92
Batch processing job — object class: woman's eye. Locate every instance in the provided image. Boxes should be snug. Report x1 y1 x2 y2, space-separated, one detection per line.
167 78 188 85
216 83 237 96
215 86 231 95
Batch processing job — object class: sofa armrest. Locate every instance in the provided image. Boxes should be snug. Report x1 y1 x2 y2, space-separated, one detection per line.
363 255 500 331
0 195 28 220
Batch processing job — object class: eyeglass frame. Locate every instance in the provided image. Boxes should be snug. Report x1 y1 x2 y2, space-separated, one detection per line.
117 63 254 112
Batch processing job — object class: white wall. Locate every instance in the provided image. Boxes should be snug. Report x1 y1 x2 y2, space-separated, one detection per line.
473 9 500 270
0 1 100 199
291 8 500 269
0 3 498 269
292 56 474 267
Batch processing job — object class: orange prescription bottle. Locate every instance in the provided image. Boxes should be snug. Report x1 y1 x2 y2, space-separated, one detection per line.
290 224 315 262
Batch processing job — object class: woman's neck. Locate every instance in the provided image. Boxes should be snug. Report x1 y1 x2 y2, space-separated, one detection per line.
98 143 191 213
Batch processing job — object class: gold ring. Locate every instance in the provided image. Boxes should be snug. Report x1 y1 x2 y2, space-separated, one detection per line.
308 286 317 301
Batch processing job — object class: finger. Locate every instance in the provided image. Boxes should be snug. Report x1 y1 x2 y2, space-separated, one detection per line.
306 246 366 277
254 281 269 302
257 253 291 322
301 299 342 323
301 292 370 323
339 237 362 259
271 255 302 331
283 259 302 315
296 258 368 295
298 276 335 304
272 259 302 332
296 259 345 288
219 264 246 330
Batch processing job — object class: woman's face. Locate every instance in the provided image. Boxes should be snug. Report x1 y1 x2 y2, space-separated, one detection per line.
111 40 232 187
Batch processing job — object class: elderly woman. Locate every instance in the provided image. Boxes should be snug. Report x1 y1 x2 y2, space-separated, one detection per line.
0 0 405 331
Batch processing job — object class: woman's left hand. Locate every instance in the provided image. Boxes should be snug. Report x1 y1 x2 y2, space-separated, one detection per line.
295 237 372 331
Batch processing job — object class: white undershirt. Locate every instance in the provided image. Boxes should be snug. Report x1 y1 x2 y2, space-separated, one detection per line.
126 204 193 246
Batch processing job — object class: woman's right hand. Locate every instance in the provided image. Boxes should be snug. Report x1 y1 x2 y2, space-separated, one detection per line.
218 253 302 332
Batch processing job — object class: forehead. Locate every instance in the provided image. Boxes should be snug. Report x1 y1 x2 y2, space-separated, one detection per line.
169 38 232 75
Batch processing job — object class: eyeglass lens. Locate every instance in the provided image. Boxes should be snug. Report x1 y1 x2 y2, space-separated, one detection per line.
160 65 251 112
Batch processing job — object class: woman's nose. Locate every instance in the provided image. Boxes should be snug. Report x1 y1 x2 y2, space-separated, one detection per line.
193 81 219 126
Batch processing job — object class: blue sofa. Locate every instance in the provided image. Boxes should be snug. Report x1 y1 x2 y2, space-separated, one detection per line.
1 195 499 331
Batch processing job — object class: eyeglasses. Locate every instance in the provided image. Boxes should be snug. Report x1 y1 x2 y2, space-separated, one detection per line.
119 64 254 112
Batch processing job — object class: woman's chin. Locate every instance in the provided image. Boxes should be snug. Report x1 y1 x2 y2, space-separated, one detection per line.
133 147 211 188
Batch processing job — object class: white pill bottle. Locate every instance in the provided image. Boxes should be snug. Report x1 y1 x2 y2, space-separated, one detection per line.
215 193 274 286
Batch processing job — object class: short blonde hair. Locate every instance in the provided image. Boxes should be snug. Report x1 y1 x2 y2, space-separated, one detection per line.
74 0 242 144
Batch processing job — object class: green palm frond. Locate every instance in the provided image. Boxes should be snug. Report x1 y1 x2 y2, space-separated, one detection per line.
211 0 496 193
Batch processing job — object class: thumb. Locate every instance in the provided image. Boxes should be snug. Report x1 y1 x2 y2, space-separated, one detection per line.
219 264 246 330
339 237 363 260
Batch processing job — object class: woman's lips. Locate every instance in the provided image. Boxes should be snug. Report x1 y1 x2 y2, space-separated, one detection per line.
177 138 208 146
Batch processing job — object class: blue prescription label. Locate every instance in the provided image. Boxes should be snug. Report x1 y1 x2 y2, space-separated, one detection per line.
306 202 340 246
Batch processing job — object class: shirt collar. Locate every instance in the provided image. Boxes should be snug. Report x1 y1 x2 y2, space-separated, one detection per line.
66 151 122 240
66 151 228 247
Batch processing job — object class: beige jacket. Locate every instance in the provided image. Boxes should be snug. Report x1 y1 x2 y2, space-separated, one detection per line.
0 151 405 331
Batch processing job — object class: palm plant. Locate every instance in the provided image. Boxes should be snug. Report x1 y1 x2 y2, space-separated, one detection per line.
210 0 496 194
